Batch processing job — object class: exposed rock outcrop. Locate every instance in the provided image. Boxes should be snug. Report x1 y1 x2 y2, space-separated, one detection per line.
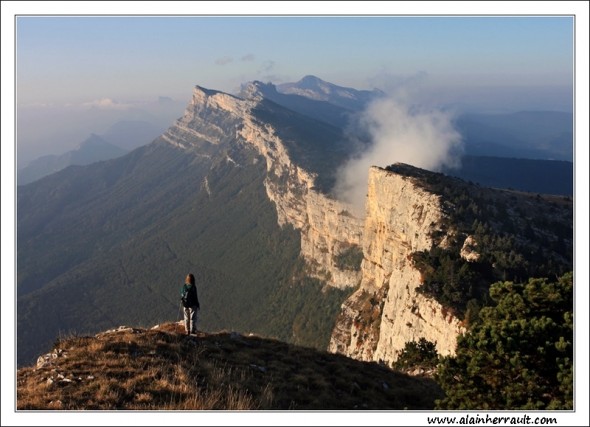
460 235 480 262
160 84 572 369
36 348 69 369
162 85 364 288
162 86 466 362
329 167 465 364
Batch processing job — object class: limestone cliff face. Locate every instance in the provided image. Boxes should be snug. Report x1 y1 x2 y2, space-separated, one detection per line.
163 86 466 363
151 82 575 370
161 86 248 150
162 85 364 288
329 166 465 364
237 98 364 288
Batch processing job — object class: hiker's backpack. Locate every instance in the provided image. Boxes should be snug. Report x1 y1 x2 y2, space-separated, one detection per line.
181 284 198 308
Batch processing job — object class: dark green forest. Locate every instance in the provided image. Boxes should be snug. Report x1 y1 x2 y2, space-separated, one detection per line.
436 273 573 410
17 140 350 366
392 273 573 410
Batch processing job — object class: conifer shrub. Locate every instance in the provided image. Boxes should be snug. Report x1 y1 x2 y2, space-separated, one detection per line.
333 244 364 271
393 338 439 372
435 272 573 410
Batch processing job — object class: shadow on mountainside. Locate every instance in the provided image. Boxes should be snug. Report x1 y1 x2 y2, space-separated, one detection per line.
17 322 442 410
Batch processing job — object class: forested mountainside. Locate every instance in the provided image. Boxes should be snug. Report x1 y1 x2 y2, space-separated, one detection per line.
17 77 573 373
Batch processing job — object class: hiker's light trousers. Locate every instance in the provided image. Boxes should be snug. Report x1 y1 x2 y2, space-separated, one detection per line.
183 306 198 334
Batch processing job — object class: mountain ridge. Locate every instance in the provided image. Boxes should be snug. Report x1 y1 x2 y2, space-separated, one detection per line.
455 110 573 161
16 96 354 365
17 77 573 371
277 75 383 111
17 118 168 185
17 134 128 185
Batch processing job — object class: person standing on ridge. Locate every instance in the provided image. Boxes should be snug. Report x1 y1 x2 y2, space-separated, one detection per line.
180 273 200 335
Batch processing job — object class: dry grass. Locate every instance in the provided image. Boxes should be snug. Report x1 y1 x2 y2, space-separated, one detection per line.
17 322 442 410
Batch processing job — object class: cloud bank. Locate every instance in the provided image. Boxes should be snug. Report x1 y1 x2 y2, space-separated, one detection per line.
334 96 463 215
81 98 134 110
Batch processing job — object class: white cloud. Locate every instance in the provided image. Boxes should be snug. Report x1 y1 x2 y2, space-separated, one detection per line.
81 98 133 110
335 96 463 214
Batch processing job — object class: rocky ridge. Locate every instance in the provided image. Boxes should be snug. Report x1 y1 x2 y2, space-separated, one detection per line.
157 83 573 368
160 85 475 362
330 167 465 363
162 84 365 288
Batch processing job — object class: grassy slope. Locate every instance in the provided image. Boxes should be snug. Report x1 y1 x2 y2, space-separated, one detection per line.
17 322 442 410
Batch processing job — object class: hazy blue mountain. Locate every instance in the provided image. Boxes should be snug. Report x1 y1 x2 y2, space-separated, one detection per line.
443 156 573 196
456 111 573 161
277 77 573 163
17 134 128 185
18 120 167 185
241 80 356 128
276 75 383 111
101 120 167 151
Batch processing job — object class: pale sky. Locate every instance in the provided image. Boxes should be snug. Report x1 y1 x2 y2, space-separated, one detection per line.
12 8 579 164
16 15 573 106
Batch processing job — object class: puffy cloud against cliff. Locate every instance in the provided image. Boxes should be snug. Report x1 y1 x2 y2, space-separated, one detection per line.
335 97 463 214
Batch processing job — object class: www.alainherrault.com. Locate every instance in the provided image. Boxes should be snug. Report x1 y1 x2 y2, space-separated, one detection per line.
426 414 559 425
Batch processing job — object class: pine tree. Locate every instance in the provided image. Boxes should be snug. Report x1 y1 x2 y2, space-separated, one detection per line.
435 272 573 410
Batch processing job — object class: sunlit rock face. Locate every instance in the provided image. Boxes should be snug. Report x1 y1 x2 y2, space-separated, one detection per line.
162 85 364 289
164 87 465 365
329 166 465 365
145 84 574 368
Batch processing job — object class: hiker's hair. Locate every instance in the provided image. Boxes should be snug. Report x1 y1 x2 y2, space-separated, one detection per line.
186 273 195 285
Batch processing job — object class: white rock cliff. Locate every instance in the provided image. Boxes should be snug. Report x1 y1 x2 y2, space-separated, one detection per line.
329 167 465 364
163 86 466 365
163 85 364 289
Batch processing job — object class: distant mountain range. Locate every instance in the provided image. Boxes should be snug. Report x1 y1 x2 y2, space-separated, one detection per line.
455 111 573 161
16 75 573 369
444 155 573 196
18 75 573 187
17 134 127 185
18 120 167 185
277 76 573 162
277 74 383 111
100 119 167 151
250 77 574 196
